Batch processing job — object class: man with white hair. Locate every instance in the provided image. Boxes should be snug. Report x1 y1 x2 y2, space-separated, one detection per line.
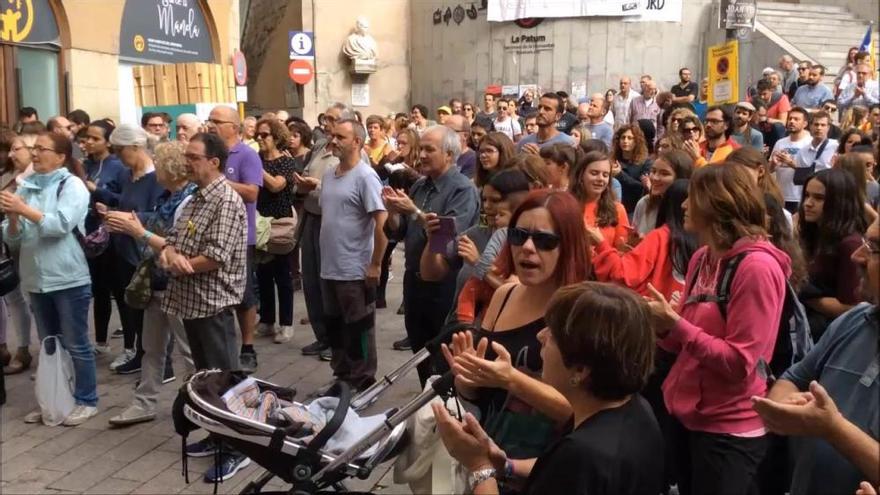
779 55 798 95
445 114 476 178
275 110 290 125
206 105 263 373
382 125 480 385
630 78 660 125
175 113 201 144
241 115 258 151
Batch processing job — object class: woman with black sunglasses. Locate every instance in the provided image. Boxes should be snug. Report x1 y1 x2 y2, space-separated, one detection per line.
442 189 591 465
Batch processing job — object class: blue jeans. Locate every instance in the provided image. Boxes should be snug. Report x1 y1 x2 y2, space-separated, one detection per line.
29 284 97 407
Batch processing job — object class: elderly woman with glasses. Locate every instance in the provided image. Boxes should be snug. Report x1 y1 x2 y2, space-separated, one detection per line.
1 132 97 426
104 141 197 426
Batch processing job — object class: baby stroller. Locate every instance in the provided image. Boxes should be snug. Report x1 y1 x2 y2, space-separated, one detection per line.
174 328 461 495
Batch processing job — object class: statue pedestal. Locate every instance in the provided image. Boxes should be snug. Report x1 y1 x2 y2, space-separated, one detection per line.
350 59 377 74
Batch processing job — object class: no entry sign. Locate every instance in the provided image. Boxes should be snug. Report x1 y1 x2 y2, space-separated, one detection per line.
288 59 314 85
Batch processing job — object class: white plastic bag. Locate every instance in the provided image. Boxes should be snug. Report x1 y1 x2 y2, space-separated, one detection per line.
35 336 76 426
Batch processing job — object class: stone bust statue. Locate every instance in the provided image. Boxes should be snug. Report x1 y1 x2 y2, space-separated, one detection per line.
342 17 378 62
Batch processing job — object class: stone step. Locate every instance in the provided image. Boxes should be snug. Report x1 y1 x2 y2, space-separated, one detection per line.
758 14 868 26
757 2 852 14
769 24 871 36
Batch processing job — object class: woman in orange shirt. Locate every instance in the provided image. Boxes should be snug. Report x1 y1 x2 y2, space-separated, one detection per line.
570 150 630 247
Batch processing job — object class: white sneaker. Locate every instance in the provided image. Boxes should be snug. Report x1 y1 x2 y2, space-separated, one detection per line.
255 322 276 338
273 325 294 344
24 410 42 424
93 342 112 355
109 348 135 371
62 405 98 426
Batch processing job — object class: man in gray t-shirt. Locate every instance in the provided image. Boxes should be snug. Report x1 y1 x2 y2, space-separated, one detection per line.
318 119 387 390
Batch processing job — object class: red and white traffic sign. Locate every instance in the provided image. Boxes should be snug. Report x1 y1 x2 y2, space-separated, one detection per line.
288 59 314 85
233 50 248 86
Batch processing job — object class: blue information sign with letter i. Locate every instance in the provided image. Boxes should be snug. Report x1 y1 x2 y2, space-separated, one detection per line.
289 31 315 60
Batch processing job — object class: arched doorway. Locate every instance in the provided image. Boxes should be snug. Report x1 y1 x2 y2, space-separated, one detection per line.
0 0 67 125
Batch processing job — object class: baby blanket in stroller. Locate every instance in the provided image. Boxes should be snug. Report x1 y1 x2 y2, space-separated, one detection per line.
221 377 386 458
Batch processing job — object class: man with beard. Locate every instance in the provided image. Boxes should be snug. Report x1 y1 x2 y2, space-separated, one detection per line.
752 101 786 156
318 119 387 391
770 106 813 212
792 65 833 110
731 102 764 150
694 105 740 166
293 102 353 360
670 67 698 106
753 216 880 494
517 92 577 154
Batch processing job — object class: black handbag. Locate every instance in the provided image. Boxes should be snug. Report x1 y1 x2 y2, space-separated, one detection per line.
0 242 19 297
792 139 829 186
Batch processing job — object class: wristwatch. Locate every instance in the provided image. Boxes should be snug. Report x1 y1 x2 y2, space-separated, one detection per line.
409 208 423 223
468 468 497 491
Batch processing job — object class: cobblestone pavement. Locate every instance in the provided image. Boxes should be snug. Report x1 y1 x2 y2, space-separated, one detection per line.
1 257 421 494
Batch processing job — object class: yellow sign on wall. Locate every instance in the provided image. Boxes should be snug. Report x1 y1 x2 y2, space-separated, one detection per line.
707 40 739 105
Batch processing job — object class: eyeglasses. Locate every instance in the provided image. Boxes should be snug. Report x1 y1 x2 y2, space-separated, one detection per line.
508 227 561 251
681 126 700 134
32 145 58 154
823 106 838 112
862 236 880 255
671 118 683 124
207 119 233 126
255 132 271 140
184 152 207 162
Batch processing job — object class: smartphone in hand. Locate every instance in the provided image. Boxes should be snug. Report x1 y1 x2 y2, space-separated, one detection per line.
429 216 456 254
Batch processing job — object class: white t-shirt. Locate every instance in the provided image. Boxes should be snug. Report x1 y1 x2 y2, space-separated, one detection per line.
493 117 522 141
772 134 812 203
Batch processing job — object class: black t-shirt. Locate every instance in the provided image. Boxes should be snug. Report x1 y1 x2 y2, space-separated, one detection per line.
523 395 664 495
257 155 297 218
671 81 698 100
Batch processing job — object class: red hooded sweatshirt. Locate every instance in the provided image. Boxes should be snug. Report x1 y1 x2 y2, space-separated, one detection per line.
661 238 791 434
592 225 685 300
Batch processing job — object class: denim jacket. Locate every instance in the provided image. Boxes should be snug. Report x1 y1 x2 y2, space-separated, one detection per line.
1 168 91 293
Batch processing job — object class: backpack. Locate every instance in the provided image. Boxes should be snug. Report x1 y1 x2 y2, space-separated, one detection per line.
687 252 814 381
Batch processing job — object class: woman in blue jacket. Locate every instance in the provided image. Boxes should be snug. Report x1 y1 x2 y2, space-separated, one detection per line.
83 119 128 353
0 132 97 426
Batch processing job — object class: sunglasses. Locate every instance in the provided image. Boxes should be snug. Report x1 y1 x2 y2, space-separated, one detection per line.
256 132 272 140
508 227 561 251
681 126 699 134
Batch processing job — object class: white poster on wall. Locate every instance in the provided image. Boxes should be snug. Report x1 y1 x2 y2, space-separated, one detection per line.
624 0 683 22
488 0 641 22
352 83 370 107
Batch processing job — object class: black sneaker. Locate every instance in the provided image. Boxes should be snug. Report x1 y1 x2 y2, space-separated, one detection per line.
392 337 411 351
301 341 328 356
162 365 176 384
186 437 217 458
240 351 257 374
111 328 124 339
204 453 251 483
114 355 142 375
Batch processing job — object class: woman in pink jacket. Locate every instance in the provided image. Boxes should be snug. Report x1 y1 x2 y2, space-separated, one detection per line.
648 163 790 495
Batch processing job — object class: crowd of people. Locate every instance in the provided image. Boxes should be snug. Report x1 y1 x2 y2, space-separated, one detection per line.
0 47 878 494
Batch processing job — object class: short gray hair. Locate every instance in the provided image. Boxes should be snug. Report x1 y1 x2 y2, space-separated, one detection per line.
336 118 366 146
329 102 356 121
109 123 149 147
426 125 461 164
